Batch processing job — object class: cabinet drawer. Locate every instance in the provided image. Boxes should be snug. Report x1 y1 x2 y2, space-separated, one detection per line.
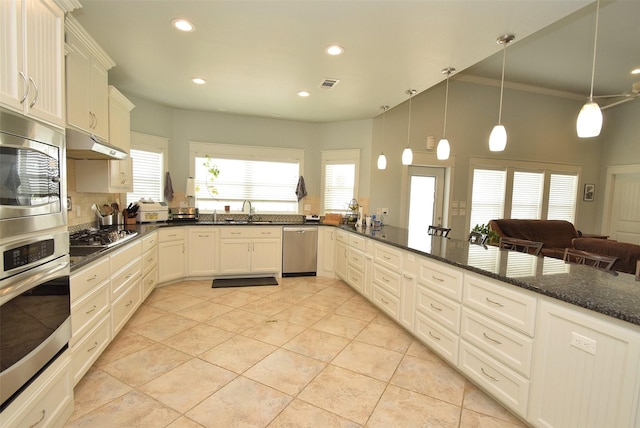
414 311 459 365
335 229 349 244
461 309 533 377
142 247 158 275
347 247 365 271
347 265 364 293
372 285 399 320
374 243 402 271
141 231 157 253
71 257 110 302
70 281 110 346
415 284 461 333
112 282 141 335
418 257 463 302
142 266 158 299
111 259 141 300
220 226 280 239
373 264 401 296
463 273 537 336
348 233 365 250
71 313 110 386
158 227 185 242
110 240 141 273
459 341 529 418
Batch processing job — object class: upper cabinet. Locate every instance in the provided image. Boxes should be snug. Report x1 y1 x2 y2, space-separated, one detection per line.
108 86 134 152
65 15 115 142
0 0 65 127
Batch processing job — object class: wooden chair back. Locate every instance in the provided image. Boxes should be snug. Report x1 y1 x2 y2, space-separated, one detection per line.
428 225 451 237
563 248 617 271
499 237 543 256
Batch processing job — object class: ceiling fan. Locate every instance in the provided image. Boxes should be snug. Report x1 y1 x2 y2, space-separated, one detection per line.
595 81 640 110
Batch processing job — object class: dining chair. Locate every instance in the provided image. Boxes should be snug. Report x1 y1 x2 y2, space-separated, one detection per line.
468 231 488 246
428 225 451 237
498 236 543 256
563 248 617 271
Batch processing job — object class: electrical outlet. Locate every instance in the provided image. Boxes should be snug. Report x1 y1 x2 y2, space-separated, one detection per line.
382 208 389 215
571 332 597 355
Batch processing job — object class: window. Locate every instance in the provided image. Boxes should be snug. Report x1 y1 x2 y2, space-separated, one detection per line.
469 159 580 229
321 149 360 214
126 132 169 205
190 142 303 213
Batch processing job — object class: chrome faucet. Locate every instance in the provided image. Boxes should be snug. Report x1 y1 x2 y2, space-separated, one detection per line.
242 200 253 222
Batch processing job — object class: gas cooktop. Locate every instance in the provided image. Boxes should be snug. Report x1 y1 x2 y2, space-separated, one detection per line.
70 227 138 251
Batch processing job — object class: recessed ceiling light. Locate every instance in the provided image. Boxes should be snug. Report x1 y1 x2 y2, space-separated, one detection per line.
325 45 344 56
631 68 640 75
191 77 206 84
172 18 194 32
297 91 311 97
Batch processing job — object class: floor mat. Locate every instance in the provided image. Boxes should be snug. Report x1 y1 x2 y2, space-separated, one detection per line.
212 276 279 288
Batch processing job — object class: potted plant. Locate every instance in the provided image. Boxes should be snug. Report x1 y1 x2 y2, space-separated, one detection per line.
471 223 500 245
197 155 220 197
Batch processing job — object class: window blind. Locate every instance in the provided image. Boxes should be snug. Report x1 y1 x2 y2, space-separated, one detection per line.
548 173 578 223
323 162 356 213
126 148 164 205
469 168 506 228
511 171 544 219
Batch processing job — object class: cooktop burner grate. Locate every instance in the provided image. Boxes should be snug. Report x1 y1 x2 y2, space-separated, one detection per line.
70 228 138 248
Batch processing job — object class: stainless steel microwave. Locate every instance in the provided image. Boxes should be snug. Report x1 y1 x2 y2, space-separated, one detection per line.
0 108 67 238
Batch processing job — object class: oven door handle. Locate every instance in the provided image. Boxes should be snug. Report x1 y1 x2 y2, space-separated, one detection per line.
0 259 69 304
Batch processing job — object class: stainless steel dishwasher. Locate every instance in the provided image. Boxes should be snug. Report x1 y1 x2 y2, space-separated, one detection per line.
282 226 318 276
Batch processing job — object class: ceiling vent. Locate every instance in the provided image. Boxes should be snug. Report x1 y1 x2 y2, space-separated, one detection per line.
319 78 340 89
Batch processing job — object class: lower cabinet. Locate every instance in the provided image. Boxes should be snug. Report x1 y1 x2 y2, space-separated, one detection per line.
335 240 348 280
158 228 186 283
218 227 281 276
187 227 218 276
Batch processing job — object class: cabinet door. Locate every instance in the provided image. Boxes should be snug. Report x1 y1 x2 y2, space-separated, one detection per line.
335 241 348 280
89 60 109 140
158 240 185 283
65 32 92 131
219 239 251 274
251 238 281 273
108 158 133 192
318 227 335 276
188 228 218 276
0 0 24 112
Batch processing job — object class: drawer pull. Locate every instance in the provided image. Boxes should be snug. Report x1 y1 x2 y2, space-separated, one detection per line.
380 297 389 305
125 273 133 279
148 257 154 262
382 276 390 283
485 297 504 307
125 299 133 307
29 409 45 427
86 305 97 314
86 274 98 282
198 234 210 238
168 233 177 237
483 332 502 345
428 331 441 341
87 341 98 352
261 232 271 235
383 255 391 260
430 303 443 312
481 367 500 382
432 275 444 282
231 232 242 235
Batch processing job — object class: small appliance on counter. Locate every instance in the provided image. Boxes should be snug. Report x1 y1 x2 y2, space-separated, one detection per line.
305 214 320 223
169 207 199 222
136 199 169 223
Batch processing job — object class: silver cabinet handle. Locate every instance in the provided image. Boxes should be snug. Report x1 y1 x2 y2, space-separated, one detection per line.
29 409 45 427
486 297 504 307
432 275 444 282
28 76 38 107
380 297 389 305
86 274 98 282
481 367 499 382
198 234 210 238
125 299 133 307
18 71 28 104
428 330 441 340
430 303 442 312
86 305 97 314
483 332 502 345
87 341 98 352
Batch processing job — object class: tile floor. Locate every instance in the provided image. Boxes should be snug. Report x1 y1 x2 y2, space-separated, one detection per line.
65 276 528 427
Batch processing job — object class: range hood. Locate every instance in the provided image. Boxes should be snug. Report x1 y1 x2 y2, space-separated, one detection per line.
65 128 128 160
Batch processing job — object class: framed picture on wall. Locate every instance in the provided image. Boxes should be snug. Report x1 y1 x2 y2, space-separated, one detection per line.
583 183 595 202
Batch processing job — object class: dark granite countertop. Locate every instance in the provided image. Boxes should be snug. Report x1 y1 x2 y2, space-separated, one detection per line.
341 224 640 327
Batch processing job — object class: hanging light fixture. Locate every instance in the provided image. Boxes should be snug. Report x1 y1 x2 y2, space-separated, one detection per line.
377 105 389 170
437 67 455 160
576 0 603 138
402 89 416 165
489 34 515 152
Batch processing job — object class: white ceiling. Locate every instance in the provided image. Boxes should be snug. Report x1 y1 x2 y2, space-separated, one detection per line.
71 0 639 123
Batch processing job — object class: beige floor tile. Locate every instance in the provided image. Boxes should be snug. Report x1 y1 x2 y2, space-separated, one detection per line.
174 300 234 322
129 313 199 342
241 318 306 346
334 298 380 322
186 377 292 428
244 348 326 395
206 308 267 333
299 294 350 312
463 383 525 425
148 293 208 313
274 305 328 327
282 329 350 362
269 288 315 304
166 416 205 428
94 330 156 367
460 408 528 427
126 304 168 327
139 358 236 413
268 399 361 428
370 313 396 327
161 323 235 356
199 335 277 373
331 341 403 382
367 384 461 428
239 296 293 317
298 365 386 425
209 290 264 307
311 313 368 339
390 354 467 406
65 390 180 428
317 284 357 299
166 280 227 300
404 339 441 362
67 368 131 422
101 343 192 387
354 321 413 353
144 287 182 305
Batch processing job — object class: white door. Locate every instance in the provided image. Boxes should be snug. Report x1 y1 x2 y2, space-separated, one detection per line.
407 166 445 247
609 173 640 244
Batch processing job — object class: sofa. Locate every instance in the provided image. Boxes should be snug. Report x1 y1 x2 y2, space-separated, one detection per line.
573 237 640 275
488 219 578 259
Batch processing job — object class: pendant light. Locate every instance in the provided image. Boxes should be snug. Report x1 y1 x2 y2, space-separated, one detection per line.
402 89 416 165
437 67 455 160
377 105 389 170
489 34 515 152
576 0 603 138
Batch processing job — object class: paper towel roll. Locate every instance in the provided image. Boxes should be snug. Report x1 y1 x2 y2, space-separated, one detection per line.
186 178 196 197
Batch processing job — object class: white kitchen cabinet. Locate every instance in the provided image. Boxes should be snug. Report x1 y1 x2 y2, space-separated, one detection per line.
65 16 114 141
218 227 281 275
141 231 158 299
317 226 335 277
335 240 348 281
0 0 64 126
399 252 417 332
158 228 186 283
528 299 640 428
188 227 219 276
